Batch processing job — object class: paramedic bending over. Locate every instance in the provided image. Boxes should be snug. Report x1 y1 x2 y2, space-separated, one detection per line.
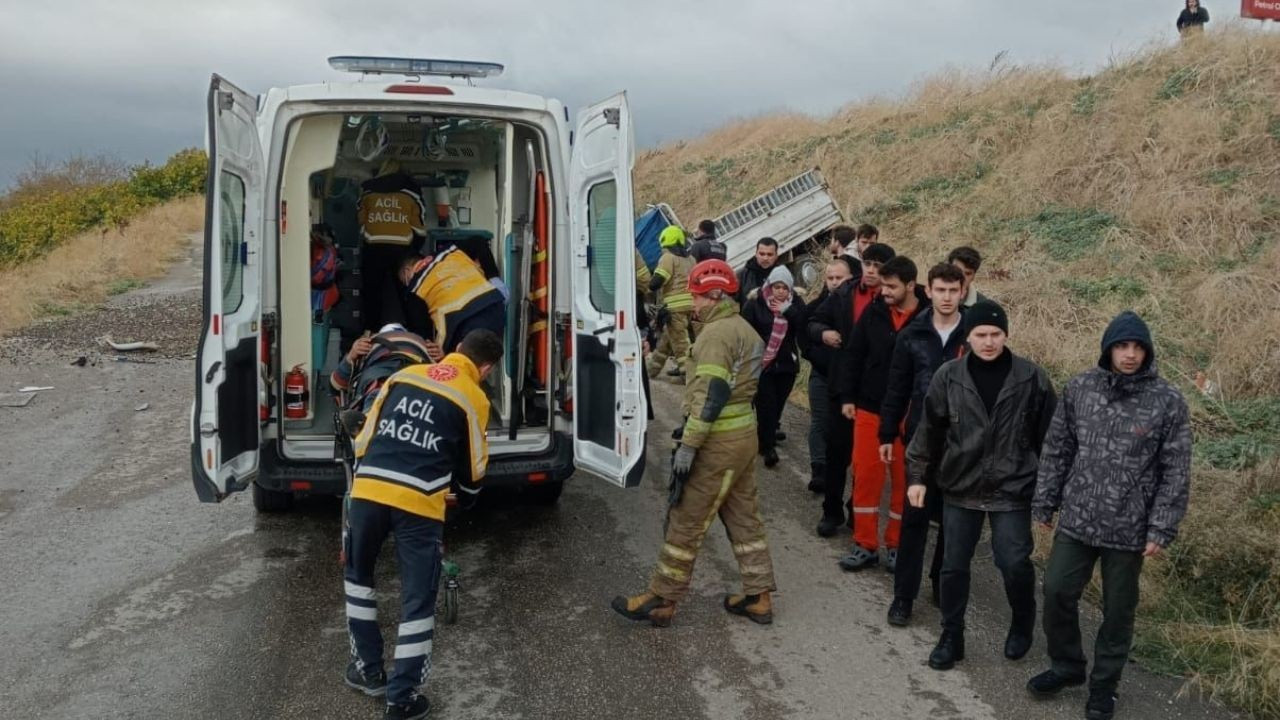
341 329 502 720
396 248 506 353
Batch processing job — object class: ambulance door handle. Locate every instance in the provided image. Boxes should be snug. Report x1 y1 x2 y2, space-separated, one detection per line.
205 361 222 383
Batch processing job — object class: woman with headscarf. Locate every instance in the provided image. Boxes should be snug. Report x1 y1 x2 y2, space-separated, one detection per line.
741 266 806 468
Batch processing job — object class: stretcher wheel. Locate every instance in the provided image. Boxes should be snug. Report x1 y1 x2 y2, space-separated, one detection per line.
440 583 460 625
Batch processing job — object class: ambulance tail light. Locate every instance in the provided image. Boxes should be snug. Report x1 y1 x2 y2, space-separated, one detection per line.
386 85 454 95
527 472 548 484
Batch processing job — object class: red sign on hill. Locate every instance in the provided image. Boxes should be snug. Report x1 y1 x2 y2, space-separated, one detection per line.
1242 0 1280 20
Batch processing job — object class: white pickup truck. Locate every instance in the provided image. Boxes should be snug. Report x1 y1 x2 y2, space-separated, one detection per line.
715 168 844 289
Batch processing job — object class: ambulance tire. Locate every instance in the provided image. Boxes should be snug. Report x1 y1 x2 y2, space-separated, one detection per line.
523 481 564 506
252 482 294 513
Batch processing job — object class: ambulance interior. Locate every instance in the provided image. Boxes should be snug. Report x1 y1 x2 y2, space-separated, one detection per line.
275 111 556 449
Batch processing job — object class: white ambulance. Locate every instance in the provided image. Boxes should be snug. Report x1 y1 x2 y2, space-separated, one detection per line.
191 57 647 511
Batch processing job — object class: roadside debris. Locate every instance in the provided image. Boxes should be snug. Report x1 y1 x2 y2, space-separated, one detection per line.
0 393 36 408
17 385 53 393
114 356 156 365
101 336 159 352
134 402 150 412
71 356 88 367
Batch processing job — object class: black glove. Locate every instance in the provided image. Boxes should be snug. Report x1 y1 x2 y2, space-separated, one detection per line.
667 443 695 506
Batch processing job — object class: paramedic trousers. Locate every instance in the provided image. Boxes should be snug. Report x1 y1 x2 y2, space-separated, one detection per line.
807 372 830 475
362 243 411 332
940 504 1035 634
754 371 796 457
650 426 776 602
894 473 945 602
1042 533 1144 694
344 498 443 705
821 402 853 524
851 409 905 551
647 311 691 377
442 300 506 354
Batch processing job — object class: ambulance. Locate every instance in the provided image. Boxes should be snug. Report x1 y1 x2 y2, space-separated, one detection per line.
190 57 647 512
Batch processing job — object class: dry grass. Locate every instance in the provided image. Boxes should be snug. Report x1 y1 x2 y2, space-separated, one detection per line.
0 196 203 335
636 28 1280 716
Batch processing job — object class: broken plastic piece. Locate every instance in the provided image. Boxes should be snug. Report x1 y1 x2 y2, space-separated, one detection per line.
17 386 53 393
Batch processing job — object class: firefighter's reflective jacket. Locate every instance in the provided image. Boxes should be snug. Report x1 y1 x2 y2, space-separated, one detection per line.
351 353 490 520
680 298 763 449
358 173 428 246
409 246 504 346
652 249 694 311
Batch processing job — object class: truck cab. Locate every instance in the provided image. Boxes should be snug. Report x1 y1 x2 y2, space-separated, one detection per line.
191 58 647 511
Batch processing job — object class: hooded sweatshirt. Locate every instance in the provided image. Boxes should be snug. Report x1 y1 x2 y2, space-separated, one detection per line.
1033 312 1192 551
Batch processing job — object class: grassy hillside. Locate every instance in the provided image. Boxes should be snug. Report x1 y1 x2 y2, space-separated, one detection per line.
636 29 1280 716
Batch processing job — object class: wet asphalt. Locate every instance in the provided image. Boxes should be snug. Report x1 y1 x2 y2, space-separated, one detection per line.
0 241 1242 720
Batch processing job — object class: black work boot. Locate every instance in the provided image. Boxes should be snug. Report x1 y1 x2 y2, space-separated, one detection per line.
343 661 387 697
816 515 843 538
807 465 825 493
928 630 965 670
385 694 431 720
1026 669 1086 698
611 591 677 627
1004 622 1034 660
763 448 780 468
887 597 913 627
1085 690 1118 720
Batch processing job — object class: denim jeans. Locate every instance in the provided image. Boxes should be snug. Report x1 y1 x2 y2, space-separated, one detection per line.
344 498 444 704
939 503 1036 633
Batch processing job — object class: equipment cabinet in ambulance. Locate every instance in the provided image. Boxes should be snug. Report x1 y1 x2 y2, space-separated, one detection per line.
190 57 647 512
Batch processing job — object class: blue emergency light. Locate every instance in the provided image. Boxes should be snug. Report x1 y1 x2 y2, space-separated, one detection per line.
328 56 504 79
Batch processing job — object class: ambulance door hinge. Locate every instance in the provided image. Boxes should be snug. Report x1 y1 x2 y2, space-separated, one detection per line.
603 108 620 127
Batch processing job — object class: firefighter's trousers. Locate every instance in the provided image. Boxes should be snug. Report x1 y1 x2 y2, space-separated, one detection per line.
649 426 776 602
647 310 691 377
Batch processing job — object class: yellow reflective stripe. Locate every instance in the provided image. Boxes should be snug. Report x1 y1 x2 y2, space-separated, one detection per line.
533 250 547 262
656 563 688 581
653 268 671 280
662 543 696 562
695 364 732 382
718 402 753 418
683 404 756 437
684 417 710 435
699 470 736 534
732 539 769 556
529 287 548 300
708 414 755 433
664 292 693 308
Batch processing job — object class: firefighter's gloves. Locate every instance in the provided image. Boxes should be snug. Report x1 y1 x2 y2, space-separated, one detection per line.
672 444 696 484
655 306 671 330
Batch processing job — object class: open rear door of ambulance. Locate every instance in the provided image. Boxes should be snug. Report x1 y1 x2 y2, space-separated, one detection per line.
568 92 647 488
191 75 264 502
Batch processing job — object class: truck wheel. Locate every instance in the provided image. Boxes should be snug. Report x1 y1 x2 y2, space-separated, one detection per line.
523 481 564 506
791 254 826 293
252 482 294 513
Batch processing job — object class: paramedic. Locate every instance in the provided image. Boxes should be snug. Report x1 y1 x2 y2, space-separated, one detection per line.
613 259 776 627
342 329 502 720
358 161 428 331
646 225 695 378
397 248 506 354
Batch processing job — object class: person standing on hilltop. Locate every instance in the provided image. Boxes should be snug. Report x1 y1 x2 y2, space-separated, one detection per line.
689 219 727 263
1176 0 1209 34
1027 311 1191 720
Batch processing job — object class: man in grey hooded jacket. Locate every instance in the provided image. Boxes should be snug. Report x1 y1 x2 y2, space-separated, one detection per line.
1027 311 1191 720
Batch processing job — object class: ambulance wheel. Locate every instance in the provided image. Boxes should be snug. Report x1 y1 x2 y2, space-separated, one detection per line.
523 481 564 506
252 482 294 513
441 586 460 625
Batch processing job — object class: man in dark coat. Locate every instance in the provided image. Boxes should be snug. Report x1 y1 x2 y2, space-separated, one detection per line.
1177 0 1209 33
906 300 1057 673
735 238 780 304
1026 311 1191 720
689 219 727 263
878 263 967 626
799 258 854 492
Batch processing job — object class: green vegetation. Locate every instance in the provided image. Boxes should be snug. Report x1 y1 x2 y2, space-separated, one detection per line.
1061 276 1146 304
0 149 206 269
1017 206 1117 261
1158 66 1199 100
106 278 146 296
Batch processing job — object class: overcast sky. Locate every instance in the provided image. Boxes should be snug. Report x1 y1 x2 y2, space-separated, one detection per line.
0 0 1257 188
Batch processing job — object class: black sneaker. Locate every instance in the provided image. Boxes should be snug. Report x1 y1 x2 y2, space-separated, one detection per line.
386 695 431 720
1085 690 1117 720
763 449 780 468
1026 669 1085 698
344 662 387 697
807 466 825 493
775 431 787 442
887 598 912 627
816 516 843 538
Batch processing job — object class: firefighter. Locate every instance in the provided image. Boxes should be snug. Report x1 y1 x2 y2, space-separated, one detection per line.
341 330 503 720
645 225 695 379
612 259 776 627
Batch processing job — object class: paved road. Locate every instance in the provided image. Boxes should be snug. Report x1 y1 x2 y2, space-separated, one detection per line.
0 240 1239 719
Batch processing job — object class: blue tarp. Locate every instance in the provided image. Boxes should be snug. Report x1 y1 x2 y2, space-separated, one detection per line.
633 208 672 270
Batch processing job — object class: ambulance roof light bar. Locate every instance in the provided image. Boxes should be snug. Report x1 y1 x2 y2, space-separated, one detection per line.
328 56 504 79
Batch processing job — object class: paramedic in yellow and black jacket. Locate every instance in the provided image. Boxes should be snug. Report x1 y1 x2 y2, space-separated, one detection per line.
358 163 428 332
340 330 502 719
397 246 506 354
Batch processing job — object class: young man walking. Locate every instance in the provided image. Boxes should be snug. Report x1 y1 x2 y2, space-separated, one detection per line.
835 255 928 572
613 259 776 627
807 243 896 537
342 330 502 720
1027 311 1191 720
947 246 987 310
878 263 967 625
905 300 1056 671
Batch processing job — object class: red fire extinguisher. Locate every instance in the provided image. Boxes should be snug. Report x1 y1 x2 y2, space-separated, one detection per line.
284 364 309 419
